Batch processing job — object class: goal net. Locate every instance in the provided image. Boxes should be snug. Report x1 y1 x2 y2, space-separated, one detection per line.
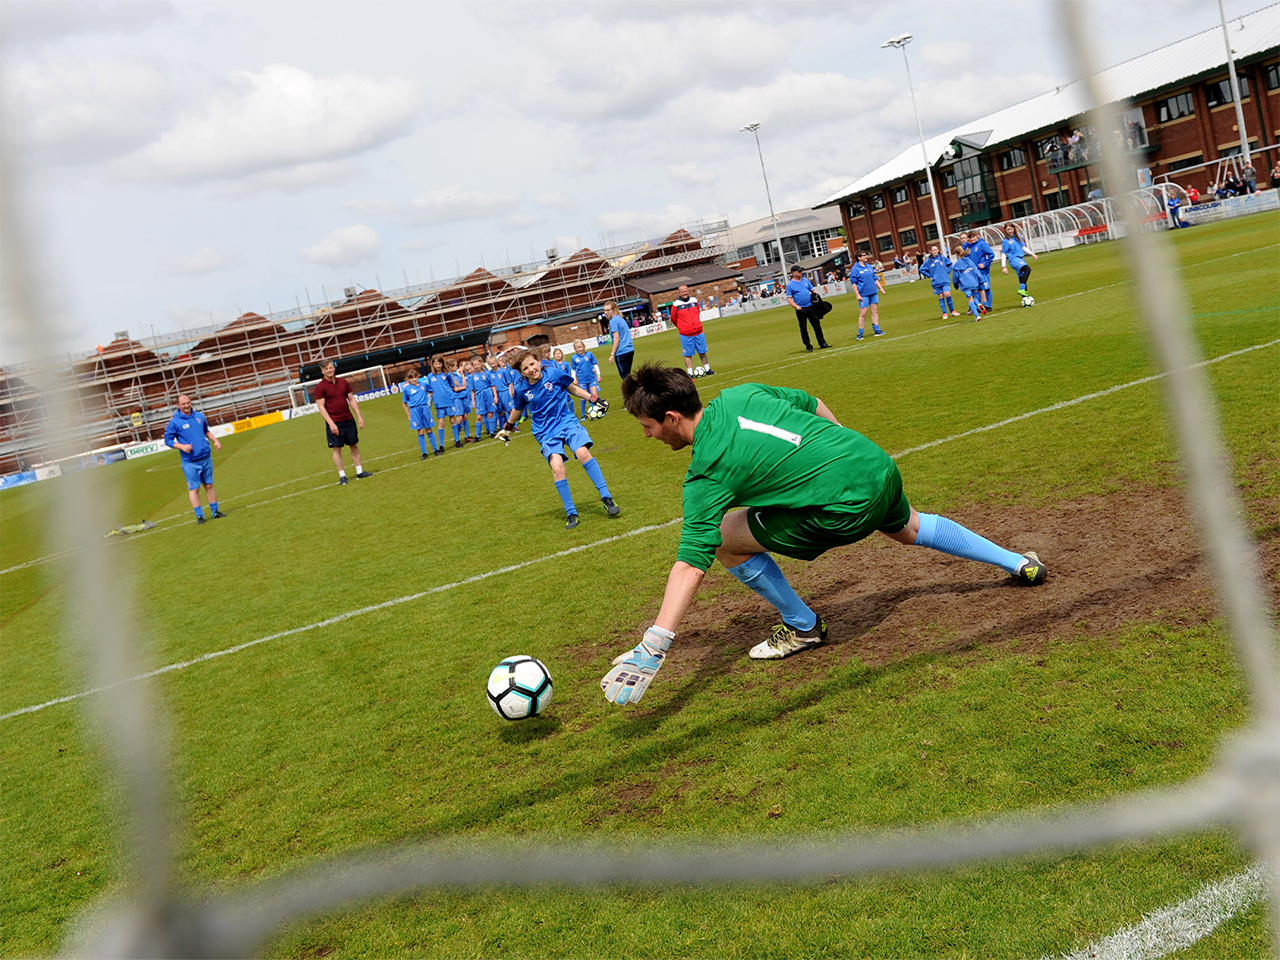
287 364 387 408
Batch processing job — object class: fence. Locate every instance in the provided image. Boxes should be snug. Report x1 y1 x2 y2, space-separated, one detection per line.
1 5 1276 956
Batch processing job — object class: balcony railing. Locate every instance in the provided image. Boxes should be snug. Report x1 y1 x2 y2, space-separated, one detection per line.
1044 127 1158 174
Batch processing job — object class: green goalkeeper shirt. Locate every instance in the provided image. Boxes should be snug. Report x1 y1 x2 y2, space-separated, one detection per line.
678 383 896 571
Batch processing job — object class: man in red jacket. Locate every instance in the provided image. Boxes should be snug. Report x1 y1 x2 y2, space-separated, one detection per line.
668 284 714 378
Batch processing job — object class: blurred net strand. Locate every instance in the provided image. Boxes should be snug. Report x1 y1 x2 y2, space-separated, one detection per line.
0 3 1272 956
0 88 176 940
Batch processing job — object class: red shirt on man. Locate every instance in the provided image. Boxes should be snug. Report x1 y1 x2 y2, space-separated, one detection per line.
669 295 703 336
314 377 355 422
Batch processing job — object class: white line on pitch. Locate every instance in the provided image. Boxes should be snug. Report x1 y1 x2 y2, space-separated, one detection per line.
0 518 684 721
1048 862 1271 960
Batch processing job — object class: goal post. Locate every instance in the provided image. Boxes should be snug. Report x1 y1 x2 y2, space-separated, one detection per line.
288 364 388 408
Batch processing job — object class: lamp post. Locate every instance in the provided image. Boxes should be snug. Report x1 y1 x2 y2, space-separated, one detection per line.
1218 0 1252 168
740 122 789 289
881 33 945 244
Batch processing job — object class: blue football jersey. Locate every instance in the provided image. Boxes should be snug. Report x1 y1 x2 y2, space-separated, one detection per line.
401 378 432 409
570 351 599 386
512 364 578 438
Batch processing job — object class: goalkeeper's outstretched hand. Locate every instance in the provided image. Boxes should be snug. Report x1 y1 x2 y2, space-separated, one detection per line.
601 626 673 705
496 428 512 445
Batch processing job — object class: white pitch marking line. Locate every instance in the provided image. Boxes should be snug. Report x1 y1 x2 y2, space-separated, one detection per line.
0 518 684 721
1049 862 1271 960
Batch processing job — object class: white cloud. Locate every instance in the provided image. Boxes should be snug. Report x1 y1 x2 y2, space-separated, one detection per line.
594 203 698 237
6 56 173 163
534 192 575 211
668 161 714 187
118 64 418 182
663 71 896 135
1 0 171 43
222 161 358 196
407 187 520 224
299 225 379 266
167 246 234 276
920 41 974 68
502 213 547 229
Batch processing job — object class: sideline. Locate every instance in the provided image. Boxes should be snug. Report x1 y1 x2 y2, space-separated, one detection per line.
1050 862 1270 959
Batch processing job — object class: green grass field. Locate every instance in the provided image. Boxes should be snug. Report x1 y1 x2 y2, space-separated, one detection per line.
2 213 1277 957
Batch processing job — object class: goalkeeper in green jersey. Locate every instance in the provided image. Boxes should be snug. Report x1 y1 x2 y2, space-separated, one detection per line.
601 362 1046 706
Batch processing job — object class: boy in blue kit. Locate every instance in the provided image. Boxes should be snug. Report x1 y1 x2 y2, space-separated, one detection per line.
401 368 436 458
163 394 225 524
849 251 885 340
1001 224 1039 298
950 245 985 320
427 356 453 455
920 243 961 318
570 339 602 419
496 348 617 530
964 231 996 311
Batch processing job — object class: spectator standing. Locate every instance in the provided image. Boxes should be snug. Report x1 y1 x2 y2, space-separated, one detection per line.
669 284 715 376
604 300 635 380
1270 161 1280 190
314 360 373 484
163 394 224 524
784 265 830 353
1242 163 1257 194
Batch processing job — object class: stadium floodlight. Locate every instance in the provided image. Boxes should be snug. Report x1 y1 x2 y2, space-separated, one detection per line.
740 122 789 288
881 33 946 243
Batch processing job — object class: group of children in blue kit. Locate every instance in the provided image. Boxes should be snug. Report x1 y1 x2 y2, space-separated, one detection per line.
399 340 604 460
917 225 1039 321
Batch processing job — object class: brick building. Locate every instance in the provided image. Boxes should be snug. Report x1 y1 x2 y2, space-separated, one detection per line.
818 7 1280 261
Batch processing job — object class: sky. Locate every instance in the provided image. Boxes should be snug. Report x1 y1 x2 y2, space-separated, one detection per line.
0 0 1267 357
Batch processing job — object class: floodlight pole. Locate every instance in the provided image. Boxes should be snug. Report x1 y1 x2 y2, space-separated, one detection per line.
882 34 945 242
741 122 789 288
1217 0 1252 168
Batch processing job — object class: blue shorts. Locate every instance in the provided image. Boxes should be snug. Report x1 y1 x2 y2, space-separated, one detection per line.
409 408 433 430
977 270 991 291
931 285 950 296
447 398 467 417
536 420 593 462
859 293 880 308
182 457 214 490
680 332 707 357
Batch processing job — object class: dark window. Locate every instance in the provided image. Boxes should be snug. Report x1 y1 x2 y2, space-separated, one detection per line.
949 216 964 234
1156 92 1194 123
924 223 940 241
1167 155 1203 173
953 155 998 217
999 148 1026 170
899 228 917 246
1205 76 1250 107
877 235 894 252
1036 137 1061 159
1043 190 1069 211
1010 199 1035 218
1220 140 1258 158
942 168 956 188
915 178 930 197
1267 63 1280 91
846 201 865 217
856 240 872 254
892 185 909 204
869 193 886 210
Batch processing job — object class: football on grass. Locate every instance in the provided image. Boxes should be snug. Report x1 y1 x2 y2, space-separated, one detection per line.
486 656 554 721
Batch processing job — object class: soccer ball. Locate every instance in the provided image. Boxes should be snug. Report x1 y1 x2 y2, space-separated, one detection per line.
1021 294 1036 307
586 398 609 420
693 365 705 378
486 656 554 721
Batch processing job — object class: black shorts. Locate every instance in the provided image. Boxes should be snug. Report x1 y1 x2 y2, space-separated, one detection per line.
326 419 359 448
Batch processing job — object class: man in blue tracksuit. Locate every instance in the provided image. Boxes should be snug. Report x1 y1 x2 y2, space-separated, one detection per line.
163 394 225 524
964 231 996 311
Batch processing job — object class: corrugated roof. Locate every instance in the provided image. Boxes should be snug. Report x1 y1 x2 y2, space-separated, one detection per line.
819 4 1280 207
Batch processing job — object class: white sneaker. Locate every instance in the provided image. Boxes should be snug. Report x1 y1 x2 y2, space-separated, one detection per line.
749 617 828 659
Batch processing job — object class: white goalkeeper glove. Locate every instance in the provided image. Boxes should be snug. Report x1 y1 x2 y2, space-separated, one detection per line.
496 427 512 445
601 626 674 705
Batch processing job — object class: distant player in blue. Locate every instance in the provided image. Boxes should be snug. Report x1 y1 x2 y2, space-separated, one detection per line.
163 394 225 524
445 358 469 447
1001 224 1039 298
469 359 500 439
848 250 885 340
950 244 985 320
400 368 436 458
570 339 602 419
492 355 519 428
427 355 454 455
605 300 635 379
964 230 996 311
497 348 615 530
920 243 961 318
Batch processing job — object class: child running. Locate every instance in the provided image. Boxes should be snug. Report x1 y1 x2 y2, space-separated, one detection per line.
570 339 602 419
950 245 985 320
1001 224 1039 299
920 244 961 318
497 347 617 530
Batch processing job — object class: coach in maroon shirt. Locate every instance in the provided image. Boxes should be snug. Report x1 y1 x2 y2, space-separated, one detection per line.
313 360 373 485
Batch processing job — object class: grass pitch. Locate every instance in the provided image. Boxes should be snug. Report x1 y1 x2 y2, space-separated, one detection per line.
1 213 1277 957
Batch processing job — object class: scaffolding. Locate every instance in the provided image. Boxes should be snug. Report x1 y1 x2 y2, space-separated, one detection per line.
0 227 730 472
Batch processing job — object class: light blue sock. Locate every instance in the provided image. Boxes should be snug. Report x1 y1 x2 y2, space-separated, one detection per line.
581 457 611 497
946 295 955 312
554 478 576 516
580 398 589 418
193 506 204 520
938 298 948 317
451 423 460 443
209 501 218 514
727 553 817 630
970 299 981 318
417 434 427 454
915 513 1025 573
